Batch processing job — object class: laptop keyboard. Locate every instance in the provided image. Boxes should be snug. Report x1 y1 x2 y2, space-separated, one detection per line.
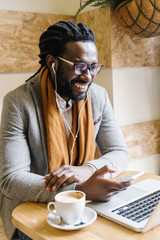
111 190 160 223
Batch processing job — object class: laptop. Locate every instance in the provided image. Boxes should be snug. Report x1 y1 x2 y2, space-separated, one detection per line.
87 178 160 232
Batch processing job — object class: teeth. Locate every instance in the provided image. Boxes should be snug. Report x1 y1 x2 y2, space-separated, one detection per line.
74 83 87 89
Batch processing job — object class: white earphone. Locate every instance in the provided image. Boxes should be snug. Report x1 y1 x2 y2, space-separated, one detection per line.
52 63 55 71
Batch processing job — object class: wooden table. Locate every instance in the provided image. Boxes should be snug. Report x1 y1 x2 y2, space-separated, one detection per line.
12 171 160 240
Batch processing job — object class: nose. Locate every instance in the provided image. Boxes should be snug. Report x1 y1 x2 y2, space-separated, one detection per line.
79 69 93 83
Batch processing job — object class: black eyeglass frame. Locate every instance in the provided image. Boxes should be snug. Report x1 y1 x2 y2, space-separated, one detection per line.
58 56 103 76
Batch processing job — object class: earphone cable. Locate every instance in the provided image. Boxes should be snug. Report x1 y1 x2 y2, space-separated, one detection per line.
70 95 88 165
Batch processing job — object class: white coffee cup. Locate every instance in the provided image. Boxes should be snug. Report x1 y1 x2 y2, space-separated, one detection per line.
47 190 86 225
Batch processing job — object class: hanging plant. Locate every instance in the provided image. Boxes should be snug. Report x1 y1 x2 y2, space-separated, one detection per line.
76 0 160 38
76 0 125 16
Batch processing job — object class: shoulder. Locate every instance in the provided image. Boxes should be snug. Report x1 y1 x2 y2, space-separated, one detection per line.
88 83 114 124
88 83 110 109
4 74 40 104
88 82 107 97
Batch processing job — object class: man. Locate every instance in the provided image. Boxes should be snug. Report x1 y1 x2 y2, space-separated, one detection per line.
0 21 130 240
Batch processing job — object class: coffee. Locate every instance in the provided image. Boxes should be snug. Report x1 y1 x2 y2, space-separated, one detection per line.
56 191 83 203
47 190 86 225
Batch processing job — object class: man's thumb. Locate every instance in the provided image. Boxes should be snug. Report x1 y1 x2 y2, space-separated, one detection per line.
96 165 116 176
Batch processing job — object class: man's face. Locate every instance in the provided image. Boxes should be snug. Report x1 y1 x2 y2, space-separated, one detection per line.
56 41 98 102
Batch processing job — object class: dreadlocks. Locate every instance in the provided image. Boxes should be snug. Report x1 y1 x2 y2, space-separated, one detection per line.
39 21 95 67
26 21 95 81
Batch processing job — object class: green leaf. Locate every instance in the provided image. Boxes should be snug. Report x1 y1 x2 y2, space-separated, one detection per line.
76 0 125 16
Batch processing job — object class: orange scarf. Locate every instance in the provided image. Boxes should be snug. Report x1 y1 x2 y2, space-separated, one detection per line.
40 66 95 173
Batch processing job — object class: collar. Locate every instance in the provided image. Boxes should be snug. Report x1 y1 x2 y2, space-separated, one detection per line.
55 91 73 110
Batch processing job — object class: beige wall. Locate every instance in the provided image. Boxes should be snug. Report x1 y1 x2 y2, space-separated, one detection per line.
0 0 80 15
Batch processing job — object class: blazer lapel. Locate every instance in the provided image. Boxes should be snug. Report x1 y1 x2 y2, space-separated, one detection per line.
29 74 48 172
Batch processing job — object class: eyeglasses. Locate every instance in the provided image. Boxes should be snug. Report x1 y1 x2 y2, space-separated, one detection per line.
58 57 103 76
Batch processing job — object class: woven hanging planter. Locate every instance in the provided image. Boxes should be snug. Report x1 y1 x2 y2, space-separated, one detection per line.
116 0 160 37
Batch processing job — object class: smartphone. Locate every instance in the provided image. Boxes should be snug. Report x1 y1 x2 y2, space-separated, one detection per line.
115 172 144 183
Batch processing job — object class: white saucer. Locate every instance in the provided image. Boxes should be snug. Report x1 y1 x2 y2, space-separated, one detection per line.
47 206 97 230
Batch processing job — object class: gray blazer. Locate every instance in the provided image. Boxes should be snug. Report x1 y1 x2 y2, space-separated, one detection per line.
0 74 129 239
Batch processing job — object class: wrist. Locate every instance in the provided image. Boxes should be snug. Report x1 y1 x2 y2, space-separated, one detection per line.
84 164 96 174
75 182 83 192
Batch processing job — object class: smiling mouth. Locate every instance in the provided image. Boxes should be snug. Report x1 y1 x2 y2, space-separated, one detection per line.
74 82 88 91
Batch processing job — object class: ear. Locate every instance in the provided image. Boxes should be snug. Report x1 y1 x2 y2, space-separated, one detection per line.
46 55 58 71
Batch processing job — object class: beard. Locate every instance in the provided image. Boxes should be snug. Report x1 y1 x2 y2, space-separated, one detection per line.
55 65 92 102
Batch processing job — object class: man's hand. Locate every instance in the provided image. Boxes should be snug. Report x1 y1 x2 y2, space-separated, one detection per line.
43 165 101 192
76 166 131 201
